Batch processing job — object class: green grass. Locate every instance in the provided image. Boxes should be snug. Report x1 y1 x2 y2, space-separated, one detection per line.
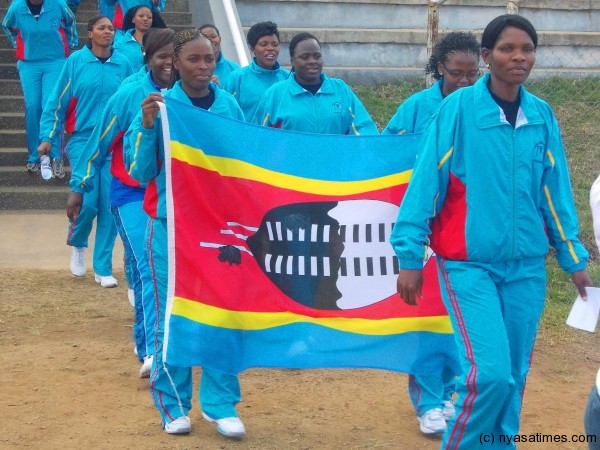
353 77 600 340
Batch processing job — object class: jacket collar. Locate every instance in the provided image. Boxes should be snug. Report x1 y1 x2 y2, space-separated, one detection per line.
250 58 282 74
167 80 220 107
474 73 544 129
289 72 333 96
80 45 118 64
17 0 55 14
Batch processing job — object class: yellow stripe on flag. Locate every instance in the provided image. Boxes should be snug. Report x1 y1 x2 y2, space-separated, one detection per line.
171 297 454 335
171 141 412 195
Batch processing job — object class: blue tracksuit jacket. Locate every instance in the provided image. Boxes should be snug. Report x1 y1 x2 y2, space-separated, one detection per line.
39 45 133 145
2 0 77 61
223 58 290 121
390 73 588 273
214 51 240 87
124 81 245 219
382 80 443 135
113 28 144 72
252 73 379 135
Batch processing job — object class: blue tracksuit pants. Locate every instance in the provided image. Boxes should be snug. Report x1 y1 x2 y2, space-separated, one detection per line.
67 134 117 277
112 201 155 361
436 257 546 450
146 218 241 423
408 371 456 416
17 59 66 163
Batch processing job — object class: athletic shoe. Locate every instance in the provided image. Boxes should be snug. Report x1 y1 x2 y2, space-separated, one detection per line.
202 412 246 438
51 158 65 178
139 355 153 378
418 408 447 434
40 155 52 180
70 247 86 277
26 162 40 172
442 400 456 420
127 288 135 307
94 274 118 288
162 416 191 434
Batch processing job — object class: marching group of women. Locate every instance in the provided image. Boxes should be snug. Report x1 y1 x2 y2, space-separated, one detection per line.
3 0 594 447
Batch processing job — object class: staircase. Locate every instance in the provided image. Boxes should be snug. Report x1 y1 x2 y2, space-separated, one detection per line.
0 0 193 210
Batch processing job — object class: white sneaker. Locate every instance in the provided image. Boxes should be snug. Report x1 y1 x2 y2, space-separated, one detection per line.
202 412 246 438
127 288 135 307
162 416 191 434
418 408 447 434
442 400 456 420
139 355 153 378
94 274 118 288
70 247 86 277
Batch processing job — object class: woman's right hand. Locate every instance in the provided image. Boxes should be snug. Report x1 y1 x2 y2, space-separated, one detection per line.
396 269 423 306
141 93 165 129
37 142 51 159
66 192 83 222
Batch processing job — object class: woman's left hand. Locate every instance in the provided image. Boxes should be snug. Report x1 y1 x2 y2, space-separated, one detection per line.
571 269 593 300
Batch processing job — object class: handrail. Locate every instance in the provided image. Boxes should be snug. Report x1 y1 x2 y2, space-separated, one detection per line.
222 0 250 67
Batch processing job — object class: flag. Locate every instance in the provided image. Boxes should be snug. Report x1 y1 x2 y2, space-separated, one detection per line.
160 97 458 375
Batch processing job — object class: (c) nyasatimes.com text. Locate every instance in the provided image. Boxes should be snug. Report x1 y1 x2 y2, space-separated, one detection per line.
479 432 597 446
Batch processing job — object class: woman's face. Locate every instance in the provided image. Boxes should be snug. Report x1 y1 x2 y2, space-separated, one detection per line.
174 38 215 96
291 38 323 85
132 7 153 33
88 18 114 49
437 51 480 96
201 27 221 57
148 42 173 88
482 26 536 89
252 34 280 69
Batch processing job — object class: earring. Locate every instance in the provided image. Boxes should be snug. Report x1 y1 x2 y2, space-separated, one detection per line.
486 63 491 69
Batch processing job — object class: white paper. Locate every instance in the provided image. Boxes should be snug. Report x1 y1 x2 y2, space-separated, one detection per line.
566 287 600 332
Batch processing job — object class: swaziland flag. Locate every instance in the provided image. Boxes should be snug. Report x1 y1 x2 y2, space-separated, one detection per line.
159 97 458 376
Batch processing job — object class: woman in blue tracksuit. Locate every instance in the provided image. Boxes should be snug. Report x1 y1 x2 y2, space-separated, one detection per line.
223 21 289 121
67 28 175 379
38 15 133 286
391 15 591 449
383 32 480 436
252 32 378 135
113 4 166 72
199 23 240 87
1 0 77 173
124 30 246 438
103 0 165 30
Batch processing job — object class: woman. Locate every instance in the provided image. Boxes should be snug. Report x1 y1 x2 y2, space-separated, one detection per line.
199 23 240 87
38 15 133 287
223 21 289 121
383 31 480 436
114 5 167 72
124 30 246 438
391 15 591 449
103 0 165 30
252 32 378 135
1 0 77 173
67 28 175 378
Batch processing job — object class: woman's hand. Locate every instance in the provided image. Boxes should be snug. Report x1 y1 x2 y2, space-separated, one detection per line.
396 269 423 306
66 192 83 222
37 142 51 159
571 269 593 300
141 93 164 129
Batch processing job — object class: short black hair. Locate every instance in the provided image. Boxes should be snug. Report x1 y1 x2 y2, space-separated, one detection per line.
246 21 280 48
481 14 538 50
289 32 320 58
425 31 480 80
199 24 220 36
143 27 174 64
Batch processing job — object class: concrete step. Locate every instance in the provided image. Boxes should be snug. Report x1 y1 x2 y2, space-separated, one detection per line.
0 130 26 149
0 48 16 64
0 80 22 96
0 186 70 210
0 63 18 80
0 96 24 113
0 113 24 130
0 148 28 166
0 166 72 187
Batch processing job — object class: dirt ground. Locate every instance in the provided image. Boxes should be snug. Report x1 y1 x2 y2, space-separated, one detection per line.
0 267 598 450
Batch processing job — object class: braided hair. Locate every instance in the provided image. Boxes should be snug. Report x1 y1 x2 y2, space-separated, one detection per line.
169 29 215 87
288 31 320 58
425 31 480 80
